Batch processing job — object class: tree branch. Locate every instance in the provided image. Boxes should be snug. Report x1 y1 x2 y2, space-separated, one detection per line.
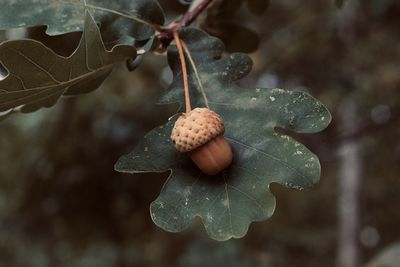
181 0 213 27
158 0 214 48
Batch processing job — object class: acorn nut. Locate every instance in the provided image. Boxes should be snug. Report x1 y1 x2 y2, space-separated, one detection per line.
171 108 233 175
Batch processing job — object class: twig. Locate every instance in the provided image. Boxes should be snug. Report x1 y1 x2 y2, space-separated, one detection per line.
173 32 191 113
159 0 214 48
181 0 213 27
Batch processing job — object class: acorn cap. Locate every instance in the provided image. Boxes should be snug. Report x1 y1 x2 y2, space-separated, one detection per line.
171 108 225 153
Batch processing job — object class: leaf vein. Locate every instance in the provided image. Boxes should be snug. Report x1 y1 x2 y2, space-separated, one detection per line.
227 184 263 210
227 137 309 180
165 177 199 224
5 47 60 84
223 176 234 234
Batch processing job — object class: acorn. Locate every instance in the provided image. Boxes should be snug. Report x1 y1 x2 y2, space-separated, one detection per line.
171 108 233 175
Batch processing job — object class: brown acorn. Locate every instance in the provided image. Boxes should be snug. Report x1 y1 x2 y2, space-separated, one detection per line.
171 108 233 175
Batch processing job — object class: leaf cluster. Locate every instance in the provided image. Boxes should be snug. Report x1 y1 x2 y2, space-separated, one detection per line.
0 0 331 241
0 0 164 115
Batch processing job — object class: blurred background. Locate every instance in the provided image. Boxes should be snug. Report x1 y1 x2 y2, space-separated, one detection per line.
1 0 400 266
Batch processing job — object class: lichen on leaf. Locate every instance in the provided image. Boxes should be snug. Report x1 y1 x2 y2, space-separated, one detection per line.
115 28 331 241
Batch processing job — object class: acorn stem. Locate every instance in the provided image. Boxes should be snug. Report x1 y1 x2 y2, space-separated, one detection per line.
181 41 210 109
173 31 191 113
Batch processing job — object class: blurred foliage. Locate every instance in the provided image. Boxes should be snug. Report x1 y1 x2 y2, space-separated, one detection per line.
197 0 269 53
1 0 400 266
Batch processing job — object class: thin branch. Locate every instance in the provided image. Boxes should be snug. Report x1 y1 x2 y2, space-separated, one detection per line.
182 41 209 108
173 32 191 113
181 0 213 27
159 0 214 48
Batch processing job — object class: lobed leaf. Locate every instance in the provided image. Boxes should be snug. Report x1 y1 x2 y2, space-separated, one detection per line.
115 28 331 241
0 11 136 113
0 0 164 42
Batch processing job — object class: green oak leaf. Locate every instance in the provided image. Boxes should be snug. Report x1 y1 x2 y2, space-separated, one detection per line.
0 11 136 113
0 0 164 43
115 28 331 241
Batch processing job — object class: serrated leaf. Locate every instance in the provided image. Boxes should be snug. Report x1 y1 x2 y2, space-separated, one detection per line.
0 11 136 113
0 0 164 42
115 28 331 241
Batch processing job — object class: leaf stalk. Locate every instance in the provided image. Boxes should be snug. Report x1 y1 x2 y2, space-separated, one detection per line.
173 31 191 113
182 41 210 109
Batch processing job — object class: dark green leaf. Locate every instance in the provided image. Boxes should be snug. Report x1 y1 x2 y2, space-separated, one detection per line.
115 28 331 241
200 1 262 53
0 0 165 42
0 11 136 113
126 55 143 72
136 35 162 53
